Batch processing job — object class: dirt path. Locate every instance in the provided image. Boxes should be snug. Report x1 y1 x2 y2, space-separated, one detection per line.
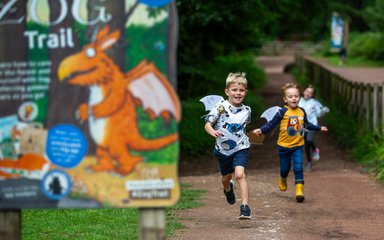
173 56 384 240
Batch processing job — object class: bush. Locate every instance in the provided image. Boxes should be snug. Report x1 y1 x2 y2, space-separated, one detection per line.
178 53 265 100
348 32 384 61
179 100 213 159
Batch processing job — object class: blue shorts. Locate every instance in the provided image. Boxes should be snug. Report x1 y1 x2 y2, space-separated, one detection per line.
214 148 249 176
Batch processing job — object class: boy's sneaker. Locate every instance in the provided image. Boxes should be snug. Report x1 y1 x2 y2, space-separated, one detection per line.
313 148 320 161
239 204 252 220
223 180 236 205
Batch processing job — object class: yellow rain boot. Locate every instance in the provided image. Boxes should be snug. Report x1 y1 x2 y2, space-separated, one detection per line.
278 177 287 191
295 183 305 203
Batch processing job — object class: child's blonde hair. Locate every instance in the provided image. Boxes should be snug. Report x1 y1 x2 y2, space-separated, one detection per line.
225 72 247 88
281 83 301 96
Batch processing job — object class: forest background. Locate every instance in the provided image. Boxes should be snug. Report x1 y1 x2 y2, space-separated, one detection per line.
177 0 384 181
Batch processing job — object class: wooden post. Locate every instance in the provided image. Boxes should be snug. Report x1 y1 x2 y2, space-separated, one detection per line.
0 210 21 240
139 208 166 240
382 84 384 130
373 84 378 130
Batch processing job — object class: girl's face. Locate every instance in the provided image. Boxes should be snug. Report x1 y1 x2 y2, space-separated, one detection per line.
225 83 247 107
303 87 314 100
283 87 300 108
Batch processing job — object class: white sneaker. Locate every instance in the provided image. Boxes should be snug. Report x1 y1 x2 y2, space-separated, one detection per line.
313 148 320 161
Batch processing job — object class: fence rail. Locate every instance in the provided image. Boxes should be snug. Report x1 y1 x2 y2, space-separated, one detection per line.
295 55 384 132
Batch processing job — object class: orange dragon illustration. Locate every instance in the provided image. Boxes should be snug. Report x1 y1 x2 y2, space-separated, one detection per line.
57 25 181 175
0 153 49 179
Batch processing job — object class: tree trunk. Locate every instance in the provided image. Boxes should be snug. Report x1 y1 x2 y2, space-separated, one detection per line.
167 1 179 89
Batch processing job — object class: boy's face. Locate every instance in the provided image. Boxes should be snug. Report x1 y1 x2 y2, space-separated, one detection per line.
225 83 247 107
283 87 300 108
303 87 314 100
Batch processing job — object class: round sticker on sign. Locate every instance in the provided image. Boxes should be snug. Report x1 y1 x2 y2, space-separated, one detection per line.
46 124 88 168
139 0 173 7
41 169 72 200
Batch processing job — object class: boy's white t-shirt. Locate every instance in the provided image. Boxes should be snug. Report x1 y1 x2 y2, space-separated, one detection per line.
205 100 251 156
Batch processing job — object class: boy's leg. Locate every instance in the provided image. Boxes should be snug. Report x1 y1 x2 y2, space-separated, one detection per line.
292 147 305 202
292 147 304 184
222 173 236 205
233 149 251 219
214 150 236 204
222 174 233 192
278 147 292 191
278 148 292 179
233 149 249 205
234 166 248 205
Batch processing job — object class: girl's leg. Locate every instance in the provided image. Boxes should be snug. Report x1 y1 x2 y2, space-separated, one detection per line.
304 132 312 163
306 131 317 150
234 166 248 205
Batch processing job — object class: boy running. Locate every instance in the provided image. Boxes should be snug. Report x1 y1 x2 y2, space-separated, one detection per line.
204 72 252 219
252 83 328 202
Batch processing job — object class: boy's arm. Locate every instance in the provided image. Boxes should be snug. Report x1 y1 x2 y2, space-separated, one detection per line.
253 108 284 135
205 122 222 138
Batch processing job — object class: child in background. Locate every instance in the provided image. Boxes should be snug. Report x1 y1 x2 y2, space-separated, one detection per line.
252 83 328 202
204 72 252 219
298 85 330 171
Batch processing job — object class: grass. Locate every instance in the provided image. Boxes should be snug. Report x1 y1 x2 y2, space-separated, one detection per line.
22 184 206 239
312 53 384 67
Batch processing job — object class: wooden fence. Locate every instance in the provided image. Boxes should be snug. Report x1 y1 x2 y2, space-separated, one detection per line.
295 55 384 132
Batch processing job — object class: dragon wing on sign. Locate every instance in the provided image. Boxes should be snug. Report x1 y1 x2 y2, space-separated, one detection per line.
128 61 181 122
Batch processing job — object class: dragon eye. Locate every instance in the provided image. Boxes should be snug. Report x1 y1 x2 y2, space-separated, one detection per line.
85 48 96 58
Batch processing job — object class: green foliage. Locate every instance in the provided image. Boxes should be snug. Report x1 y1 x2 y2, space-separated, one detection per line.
322 109 359 148
313 32 384 66
351 130 384 181
348 32 384 61
179 100 212 159
22 184 206 239
176 0 270 61
179 53 265 100
363 0 384 32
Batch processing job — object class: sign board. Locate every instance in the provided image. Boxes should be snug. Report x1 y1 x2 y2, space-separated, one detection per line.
330 13 344 51
0 0 180 209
